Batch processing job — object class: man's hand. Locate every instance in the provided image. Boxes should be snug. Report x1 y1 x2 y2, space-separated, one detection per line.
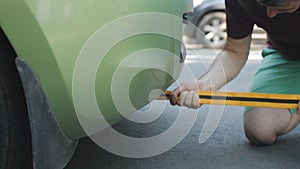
169 36 251 109
169 80 210 109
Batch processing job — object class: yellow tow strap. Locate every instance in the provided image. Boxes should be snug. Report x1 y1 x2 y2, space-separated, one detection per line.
158 91 300 109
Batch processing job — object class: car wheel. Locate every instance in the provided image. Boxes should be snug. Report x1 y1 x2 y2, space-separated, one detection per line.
0 31 33 169
196 11 226 48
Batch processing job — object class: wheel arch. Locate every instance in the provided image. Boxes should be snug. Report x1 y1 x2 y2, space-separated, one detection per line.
0 2 79 169
196 9 225 27
0 1 84 138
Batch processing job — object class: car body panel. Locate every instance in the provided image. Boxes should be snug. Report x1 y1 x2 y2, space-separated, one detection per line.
0 0 193 139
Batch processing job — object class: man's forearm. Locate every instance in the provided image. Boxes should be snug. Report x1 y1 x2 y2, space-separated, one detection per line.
198 35 252 91
198 43 249 91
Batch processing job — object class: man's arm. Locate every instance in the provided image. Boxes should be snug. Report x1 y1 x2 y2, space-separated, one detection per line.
200 35 252 90
170 35 252 108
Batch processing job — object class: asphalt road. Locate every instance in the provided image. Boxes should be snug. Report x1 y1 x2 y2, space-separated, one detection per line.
65 49 300 169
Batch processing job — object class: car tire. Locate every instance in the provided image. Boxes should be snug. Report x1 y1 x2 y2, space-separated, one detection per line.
196 11 226 48
0 31 33 169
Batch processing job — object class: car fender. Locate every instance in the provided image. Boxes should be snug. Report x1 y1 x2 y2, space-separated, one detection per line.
0 0 192 139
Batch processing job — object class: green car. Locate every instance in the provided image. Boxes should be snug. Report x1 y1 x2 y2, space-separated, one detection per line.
0 0 192 168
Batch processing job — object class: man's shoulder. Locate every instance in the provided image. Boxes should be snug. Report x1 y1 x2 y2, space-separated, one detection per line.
226 0 261 9
226 0 264 17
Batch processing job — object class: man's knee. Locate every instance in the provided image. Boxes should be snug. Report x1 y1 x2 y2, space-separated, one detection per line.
244 108 280 145
244 124 276 145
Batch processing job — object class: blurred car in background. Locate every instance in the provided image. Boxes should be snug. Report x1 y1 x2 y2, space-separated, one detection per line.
184 0 266 48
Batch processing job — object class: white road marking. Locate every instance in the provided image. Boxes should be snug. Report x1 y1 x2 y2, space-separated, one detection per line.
185 49 263 64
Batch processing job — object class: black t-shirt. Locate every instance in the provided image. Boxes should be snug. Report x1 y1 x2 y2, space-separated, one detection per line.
226 0 300 59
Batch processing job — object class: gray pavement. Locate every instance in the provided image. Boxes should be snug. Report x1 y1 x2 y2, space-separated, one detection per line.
65 50 300 169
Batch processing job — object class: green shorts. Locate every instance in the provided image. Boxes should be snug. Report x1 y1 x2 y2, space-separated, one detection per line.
244 48 300 115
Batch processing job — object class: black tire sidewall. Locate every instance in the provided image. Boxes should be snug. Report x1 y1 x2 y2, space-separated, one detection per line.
0 30 33 169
